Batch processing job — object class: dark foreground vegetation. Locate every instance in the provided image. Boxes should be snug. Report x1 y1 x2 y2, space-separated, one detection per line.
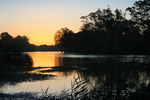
0 52 33 67
55 0 150 54
0 73 150 100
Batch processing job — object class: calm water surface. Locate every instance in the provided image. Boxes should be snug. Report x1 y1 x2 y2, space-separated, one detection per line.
0 51 150 95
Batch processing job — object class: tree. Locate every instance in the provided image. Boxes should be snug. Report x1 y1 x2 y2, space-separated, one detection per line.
54 2 150 54
126 0 150 54
0 32 13 40
0 32 13 51
0 32 33 52
80 7 129 54
126 0 150 21
126 0 150 34
13 35 31 51
54 27 74 52
80 7 114 32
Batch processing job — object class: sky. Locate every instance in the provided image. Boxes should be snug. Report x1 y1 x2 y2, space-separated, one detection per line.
0 0 137 45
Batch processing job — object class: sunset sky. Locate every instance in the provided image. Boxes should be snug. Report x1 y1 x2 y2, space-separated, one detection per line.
0 0 137 45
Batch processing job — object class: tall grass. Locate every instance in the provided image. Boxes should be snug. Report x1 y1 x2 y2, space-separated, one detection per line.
1 75 150 100
38 74 150 100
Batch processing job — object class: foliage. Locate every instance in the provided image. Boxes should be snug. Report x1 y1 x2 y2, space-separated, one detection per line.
0 32 32 52
126 0 150 34
126 0 150 21
54 0 150 54
0 52 33 67
54 27 74 52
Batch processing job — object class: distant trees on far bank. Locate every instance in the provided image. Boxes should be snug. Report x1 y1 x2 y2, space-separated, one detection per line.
0 32 32 52
0 32 59 52
54 0 150 54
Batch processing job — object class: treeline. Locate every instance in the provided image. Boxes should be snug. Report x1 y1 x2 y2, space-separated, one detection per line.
34 45 60 51
0 32 59 52
55 0 150 54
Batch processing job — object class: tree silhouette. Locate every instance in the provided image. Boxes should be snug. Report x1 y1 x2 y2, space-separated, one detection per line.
54 27 74 52
126 0 150 21
0 32 13 40
126 0 150 37
13 35 31 51
0 32 13 51
127 0 150 54
0 32 33 52
54 1 150 54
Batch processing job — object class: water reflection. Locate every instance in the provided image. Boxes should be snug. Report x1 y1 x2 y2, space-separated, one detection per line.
60 55 150 85
27 52 62 67
0 52 150 97
0 52 53 90
61 54 150 67
59 55 150 99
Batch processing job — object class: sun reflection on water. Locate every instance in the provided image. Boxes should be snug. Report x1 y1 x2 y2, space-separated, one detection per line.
27 52 62 67
1 52 150 96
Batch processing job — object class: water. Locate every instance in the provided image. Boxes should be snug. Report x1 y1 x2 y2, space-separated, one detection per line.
0 51 150 95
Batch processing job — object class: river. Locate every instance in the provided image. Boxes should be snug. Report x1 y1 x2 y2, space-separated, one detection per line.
0 51 150 96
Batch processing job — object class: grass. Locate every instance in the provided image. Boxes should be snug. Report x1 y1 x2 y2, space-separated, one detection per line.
1 75 150 100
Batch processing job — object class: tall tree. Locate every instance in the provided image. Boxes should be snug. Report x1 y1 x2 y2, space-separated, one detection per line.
80 7 128 54
54 1 150 54
127 0 150 54
126 0 150 21
0 32 13 51
126 0 150 34
13 35 30 51
0 32 13 40
54 27 74 52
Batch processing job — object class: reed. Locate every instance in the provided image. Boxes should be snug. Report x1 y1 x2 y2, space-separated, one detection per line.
1 75 150 100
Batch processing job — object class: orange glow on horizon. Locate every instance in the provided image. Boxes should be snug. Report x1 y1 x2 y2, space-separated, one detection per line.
0 0 136 46
29 32 55 46
0 6 81 46
0 22 80 45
